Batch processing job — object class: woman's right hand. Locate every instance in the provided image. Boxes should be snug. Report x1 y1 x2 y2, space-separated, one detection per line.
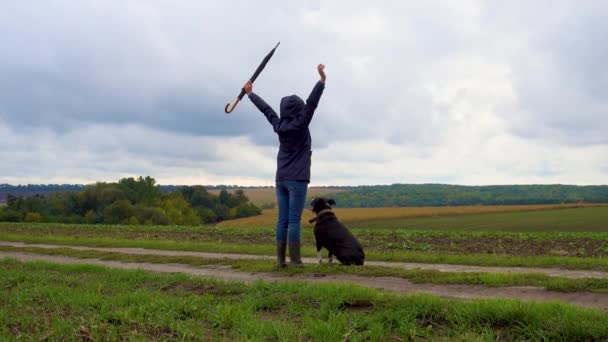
244 80 253 94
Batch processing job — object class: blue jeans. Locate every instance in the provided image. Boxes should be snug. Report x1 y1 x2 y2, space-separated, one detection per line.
276 180 308 243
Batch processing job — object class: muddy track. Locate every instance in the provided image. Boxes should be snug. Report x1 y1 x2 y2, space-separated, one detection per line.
2 251 608 311
1 241 607 279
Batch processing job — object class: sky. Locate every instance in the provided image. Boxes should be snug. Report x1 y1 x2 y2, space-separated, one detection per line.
1 1 607 186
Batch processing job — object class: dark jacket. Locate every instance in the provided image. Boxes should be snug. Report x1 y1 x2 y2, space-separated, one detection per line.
248 81 325 182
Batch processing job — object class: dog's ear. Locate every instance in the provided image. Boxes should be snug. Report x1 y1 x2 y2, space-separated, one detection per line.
328 199 336 206
310 198 317 207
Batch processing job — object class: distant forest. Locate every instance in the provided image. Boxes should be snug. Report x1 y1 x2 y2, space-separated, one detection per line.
0 177 261 225
329 184 608 207
0 184 85 203
2 183 608 214
0 184 277 203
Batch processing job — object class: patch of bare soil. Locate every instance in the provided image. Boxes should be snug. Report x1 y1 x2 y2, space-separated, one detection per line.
422 235 608 257
2 251 608 311
2 241 607 279
363 233 608 257
0 226 276 244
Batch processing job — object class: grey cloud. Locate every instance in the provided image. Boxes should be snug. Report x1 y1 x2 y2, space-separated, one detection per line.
0 1 483 148
481 1 608 145
0 1 305 140
0 119 276 183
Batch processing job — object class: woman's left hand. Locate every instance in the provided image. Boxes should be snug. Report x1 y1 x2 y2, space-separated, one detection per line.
317 64 326 83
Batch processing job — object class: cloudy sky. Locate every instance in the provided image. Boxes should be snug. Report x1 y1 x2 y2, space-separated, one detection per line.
1 1 606 186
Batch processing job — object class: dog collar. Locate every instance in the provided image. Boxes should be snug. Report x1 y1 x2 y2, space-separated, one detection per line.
309 209 333 223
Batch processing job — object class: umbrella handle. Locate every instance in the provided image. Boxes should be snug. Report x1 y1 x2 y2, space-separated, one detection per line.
224 97 241 114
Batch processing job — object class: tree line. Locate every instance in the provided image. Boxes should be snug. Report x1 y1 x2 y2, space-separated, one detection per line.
0 184 85 203
329 184 608 207
0 176 261 225
0 184 281 203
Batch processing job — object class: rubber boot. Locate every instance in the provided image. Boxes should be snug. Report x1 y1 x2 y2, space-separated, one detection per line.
276 240 287 268
288 241 304 267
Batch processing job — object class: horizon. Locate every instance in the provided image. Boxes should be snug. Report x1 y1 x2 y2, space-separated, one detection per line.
2 181 607 188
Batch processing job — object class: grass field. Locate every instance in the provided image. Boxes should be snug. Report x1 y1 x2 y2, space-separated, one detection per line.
2 209 608 269
2 259 608 341
3 245 608 293
4 231 608 270
2 204 608 340
216 204 608 231
209 187 347 206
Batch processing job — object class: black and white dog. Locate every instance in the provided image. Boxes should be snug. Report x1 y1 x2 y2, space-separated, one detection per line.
309 198 365 265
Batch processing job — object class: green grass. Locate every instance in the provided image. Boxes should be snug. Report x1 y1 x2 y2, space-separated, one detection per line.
3 231 608 271
2 245 608 293
2 221 608 255
2 219 608 272
2 258 608 341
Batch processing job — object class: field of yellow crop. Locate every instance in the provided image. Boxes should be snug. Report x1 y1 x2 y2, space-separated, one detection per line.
209 187 347 206
215 203 607 229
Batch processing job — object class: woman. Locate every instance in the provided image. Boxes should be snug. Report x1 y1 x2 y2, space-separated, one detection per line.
244 64 326 267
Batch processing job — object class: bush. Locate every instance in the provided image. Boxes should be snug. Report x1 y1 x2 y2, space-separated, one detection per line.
148 208 169 225
84 210 96 224
127 216 140 225
160 193 201 226
234 203 262 218
198 208 217 223
0 208 22 222
24 212 42 222
66 214 83 224
134 206 169 225
102 199 135 224
0 176 262 225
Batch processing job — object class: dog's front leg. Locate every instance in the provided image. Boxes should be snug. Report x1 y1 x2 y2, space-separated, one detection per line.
316 238 324 264
328 252 334 264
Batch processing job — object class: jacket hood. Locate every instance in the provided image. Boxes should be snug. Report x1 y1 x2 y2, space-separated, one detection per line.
280 95 304 118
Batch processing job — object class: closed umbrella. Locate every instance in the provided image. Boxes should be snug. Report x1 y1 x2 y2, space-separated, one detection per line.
224 42 280 114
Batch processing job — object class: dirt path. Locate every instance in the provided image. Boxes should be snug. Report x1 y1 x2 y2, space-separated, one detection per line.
1 241 607 279
2 251 608 311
